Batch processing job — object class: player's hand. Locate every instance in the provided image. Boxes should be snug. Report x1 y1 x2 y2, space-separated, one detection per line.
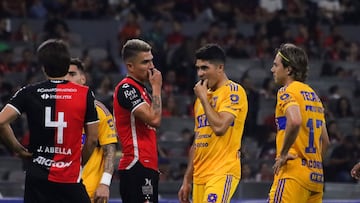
94 184 110 203
351 162 360 179
272 154 297 175
148 68 162 89
178 182 191 203
194 79 208 101
15 145 32 159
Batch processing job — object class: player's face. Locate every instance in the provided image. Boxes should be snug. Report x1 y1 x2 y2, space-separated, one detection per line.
66 65 86 85
128 51 154 82
195 59 222 89
271 54 289 85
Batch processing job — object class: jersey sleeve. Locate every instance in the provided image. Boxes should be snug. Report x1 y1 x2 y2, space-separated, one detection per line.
116 83 145 111
95 102 118 146
277 87 299 114
85 89 99 124
217 84 245 118
8 86 28 114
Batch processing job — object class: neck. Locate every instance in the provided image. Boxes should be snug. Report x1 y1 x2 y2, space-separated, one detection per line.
284 78 295 86
48 76 66 81
211 74 228 91
128 74 145 85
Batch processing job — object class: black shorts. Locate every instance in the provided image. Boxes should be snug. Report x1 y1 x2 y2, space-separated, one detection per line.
119 161 159 203
24 176 90 203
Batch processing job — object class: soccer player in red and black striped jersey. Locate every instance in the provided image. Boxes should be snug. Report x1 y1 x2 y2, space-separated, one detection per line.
67 58 118 203
113 39 162 203
0 39 99 203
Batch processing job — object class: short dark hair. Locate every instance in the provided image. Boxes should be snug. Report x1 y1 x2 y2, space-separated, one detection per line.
121 39 152 62
195 43 226 65
70 58 85 73
276 43 308 82
37 39 70 77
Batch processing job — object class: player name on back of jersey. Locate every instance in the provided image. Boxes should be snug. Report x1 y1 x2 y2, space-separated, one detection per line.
37 146 72 155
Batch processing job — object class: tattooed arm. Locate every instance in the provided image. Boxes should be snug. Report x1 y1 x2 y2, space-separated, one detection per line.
102 143 117 176
133 68 162 128
93 143 117 203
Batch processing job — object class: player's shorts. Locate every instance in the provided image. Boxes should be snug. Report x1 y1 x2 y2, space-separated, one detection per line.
268 178 323 203
119 161 159 203
24 175 90 203
193 174 239 203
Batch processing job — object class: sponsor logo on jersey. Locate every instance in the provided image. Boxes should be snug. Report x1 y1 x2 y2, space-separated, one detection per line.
207 193 218 203
33 156 72 168
124 88 138 100
37 88 77 93
310 172 324 183
279 93 290 100
40 94 72 99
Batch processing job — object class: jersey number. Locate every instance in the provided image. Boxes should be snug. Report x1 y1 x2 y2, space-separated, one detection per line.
45 107 68 144
305 118 322 154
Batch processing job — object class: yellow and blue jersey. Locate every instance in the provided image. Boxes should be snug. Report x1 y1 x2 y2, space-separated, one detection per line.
193 80 248 184
275 81 325 192
82 101 118 199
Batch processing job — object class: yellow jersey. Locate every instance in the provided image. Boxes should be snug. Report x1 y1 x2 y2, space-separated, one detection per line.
275 81 326 192
82 101 118 199
193 80 248 184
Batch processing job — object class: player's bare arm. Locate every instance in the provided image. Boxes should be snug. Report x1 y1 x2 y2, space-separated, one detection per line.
320 125 330 158
149 68 162 125
94 143 116 203
152 95 162 117
194 79 235 136
103 143 116 174
0 106 32 158
178 143 195 203
273 105 301 174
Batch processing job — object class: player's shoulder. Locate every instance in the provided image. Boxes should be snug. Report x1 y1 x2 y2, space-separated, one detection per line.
225 80 245 92
95 100 112 116
67 81 89 91
117 77 140 90
15 80 47 95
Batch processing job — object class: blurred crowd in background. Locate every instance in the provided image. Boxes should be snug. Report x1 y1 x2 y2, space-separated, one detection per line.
0 0 360 184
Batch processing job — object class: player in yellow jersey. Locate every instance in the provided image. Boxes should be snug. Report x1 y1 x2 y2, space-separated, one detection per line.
268 43 330 203
66 58 118 203
178 44 248 203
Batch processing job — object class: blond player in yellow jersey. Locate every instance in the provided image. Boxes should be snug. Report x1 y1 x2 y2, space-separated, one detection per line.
66 58 118 203
268 43 330 203
178 44 248 203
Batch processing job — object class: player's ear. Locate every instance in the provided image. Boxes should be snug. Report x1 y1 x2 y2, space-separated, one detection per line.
126 62 134 73
287 66 293 76
80 74 86 85
218 64 224 71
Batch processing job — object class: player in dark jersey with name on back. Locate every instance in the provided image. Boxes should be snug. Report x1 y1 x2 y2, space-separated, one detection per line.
113 39 162 203
0 39 99 203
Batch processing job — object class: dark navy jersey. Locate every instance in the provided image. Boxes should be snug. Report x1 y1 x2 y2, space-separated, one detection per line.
8 80 98 183
113 77 158 171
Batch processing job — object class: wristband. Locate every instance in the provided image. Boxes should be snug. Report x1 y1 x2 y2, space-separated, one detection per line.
100 172 112 186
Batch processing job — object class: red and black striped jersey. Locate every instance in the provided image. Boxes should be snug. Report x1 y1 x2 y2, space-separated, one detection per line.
8 80 98 183
113 77 158 171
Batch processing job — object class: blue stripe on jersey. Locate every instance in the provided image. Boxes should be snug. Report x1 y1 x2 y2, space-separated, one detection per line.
274 178 285 203
228 83 238 92
276 116 287 130
222 175 232 203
